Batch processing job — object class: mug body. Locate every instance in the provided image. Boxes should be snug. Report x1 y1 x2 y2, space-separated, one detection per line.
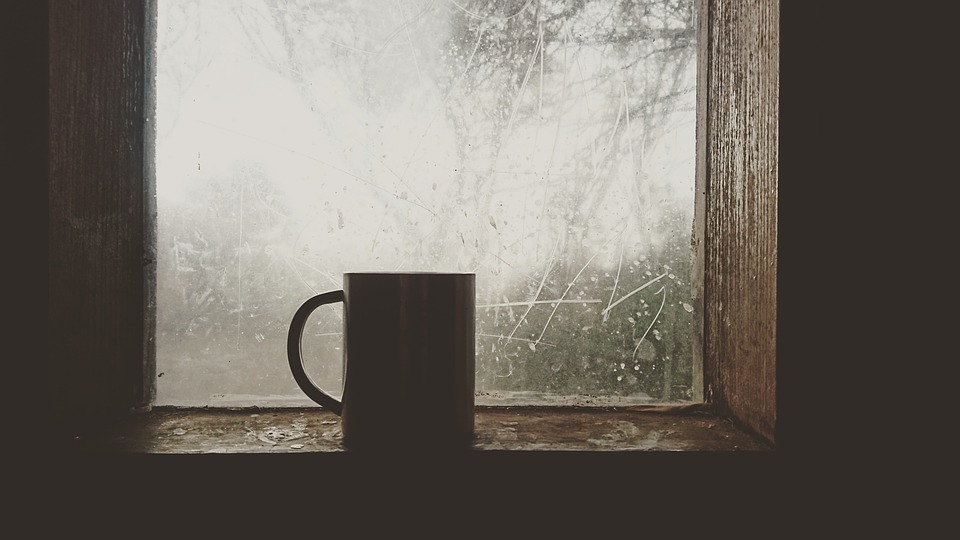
340 272 475 449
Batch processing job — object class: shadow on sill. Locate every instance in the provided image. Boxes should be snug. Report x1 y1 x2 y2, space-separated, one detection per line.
67 405 773 453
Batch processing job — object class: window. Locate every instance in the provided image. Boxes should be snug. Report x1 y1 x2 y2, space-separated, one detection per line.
47 0 777 447
154 0 700 408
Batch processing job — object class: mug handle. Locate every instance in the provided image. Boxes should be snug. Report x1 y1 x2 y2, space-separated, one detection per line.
287 290 345 415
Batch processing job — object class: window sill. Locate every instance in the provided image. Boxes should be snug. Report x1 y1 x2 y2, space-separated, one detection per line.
68 406 772 453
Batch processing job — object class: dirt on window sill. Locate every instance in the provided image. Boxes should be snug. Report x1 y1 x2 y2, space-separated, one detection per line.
66 406 772 453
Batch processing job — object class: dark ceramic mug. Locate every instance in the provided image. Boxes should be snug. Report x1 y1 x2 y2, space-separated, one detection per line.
287 272 475 449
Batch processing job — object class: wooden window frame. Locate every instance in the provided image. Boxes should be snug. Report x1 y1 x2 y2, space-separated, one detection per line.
45 0 778 448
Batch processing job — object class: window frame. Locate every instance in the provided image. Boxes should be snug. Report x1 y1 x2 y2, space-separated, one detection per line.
46 0 778 447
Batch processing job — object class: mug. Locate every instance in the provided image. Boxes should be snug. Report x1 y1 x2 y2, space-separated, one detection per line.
287 272 476 449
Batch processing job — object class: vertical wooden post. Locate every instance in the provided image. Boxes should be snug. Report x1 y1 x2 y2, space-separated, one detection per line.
48 0 149 434
700 0 779 443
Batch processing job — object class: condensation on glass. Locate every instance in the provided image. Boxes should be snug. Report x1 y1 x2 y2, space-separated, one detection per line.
154 0 698 407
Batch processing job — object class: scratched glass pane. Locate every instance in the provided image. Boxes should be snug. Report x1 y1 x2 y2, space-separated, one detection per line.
155 0 697 406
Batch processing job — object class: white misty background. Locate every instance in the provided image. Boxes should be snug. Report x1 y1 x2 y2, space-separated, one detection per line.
155 0 697 406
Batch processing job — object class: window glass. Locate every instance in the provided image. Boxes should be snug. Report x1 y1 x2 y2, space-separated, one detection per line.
155 0 697 406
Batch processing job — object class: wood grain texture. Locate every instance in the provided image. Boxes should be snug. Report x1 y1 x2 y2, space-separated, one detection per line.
48 0 148 432
702 0 779 443
67 408 772 453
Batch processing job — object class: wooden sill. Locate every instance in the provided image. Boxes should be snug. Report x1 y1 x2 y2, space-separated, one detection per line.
68 406 772 453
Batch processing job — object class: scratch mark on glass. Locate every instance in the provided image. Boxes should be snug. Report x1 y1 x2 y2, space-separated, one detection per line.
392 221 443 271
477 333 556 348
622 79 641 213
478 299 601 308
505 234 560 341
538 20 544 116
606 235 625 316
449 0 534 22
533 225 625 345
503 25 542 137
601 272 668 321
398 23 484 185
373 0 436 57
396 0 424 86
535 29 570 262
632 285 666 360
236 177 244 351
291 258 341 289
